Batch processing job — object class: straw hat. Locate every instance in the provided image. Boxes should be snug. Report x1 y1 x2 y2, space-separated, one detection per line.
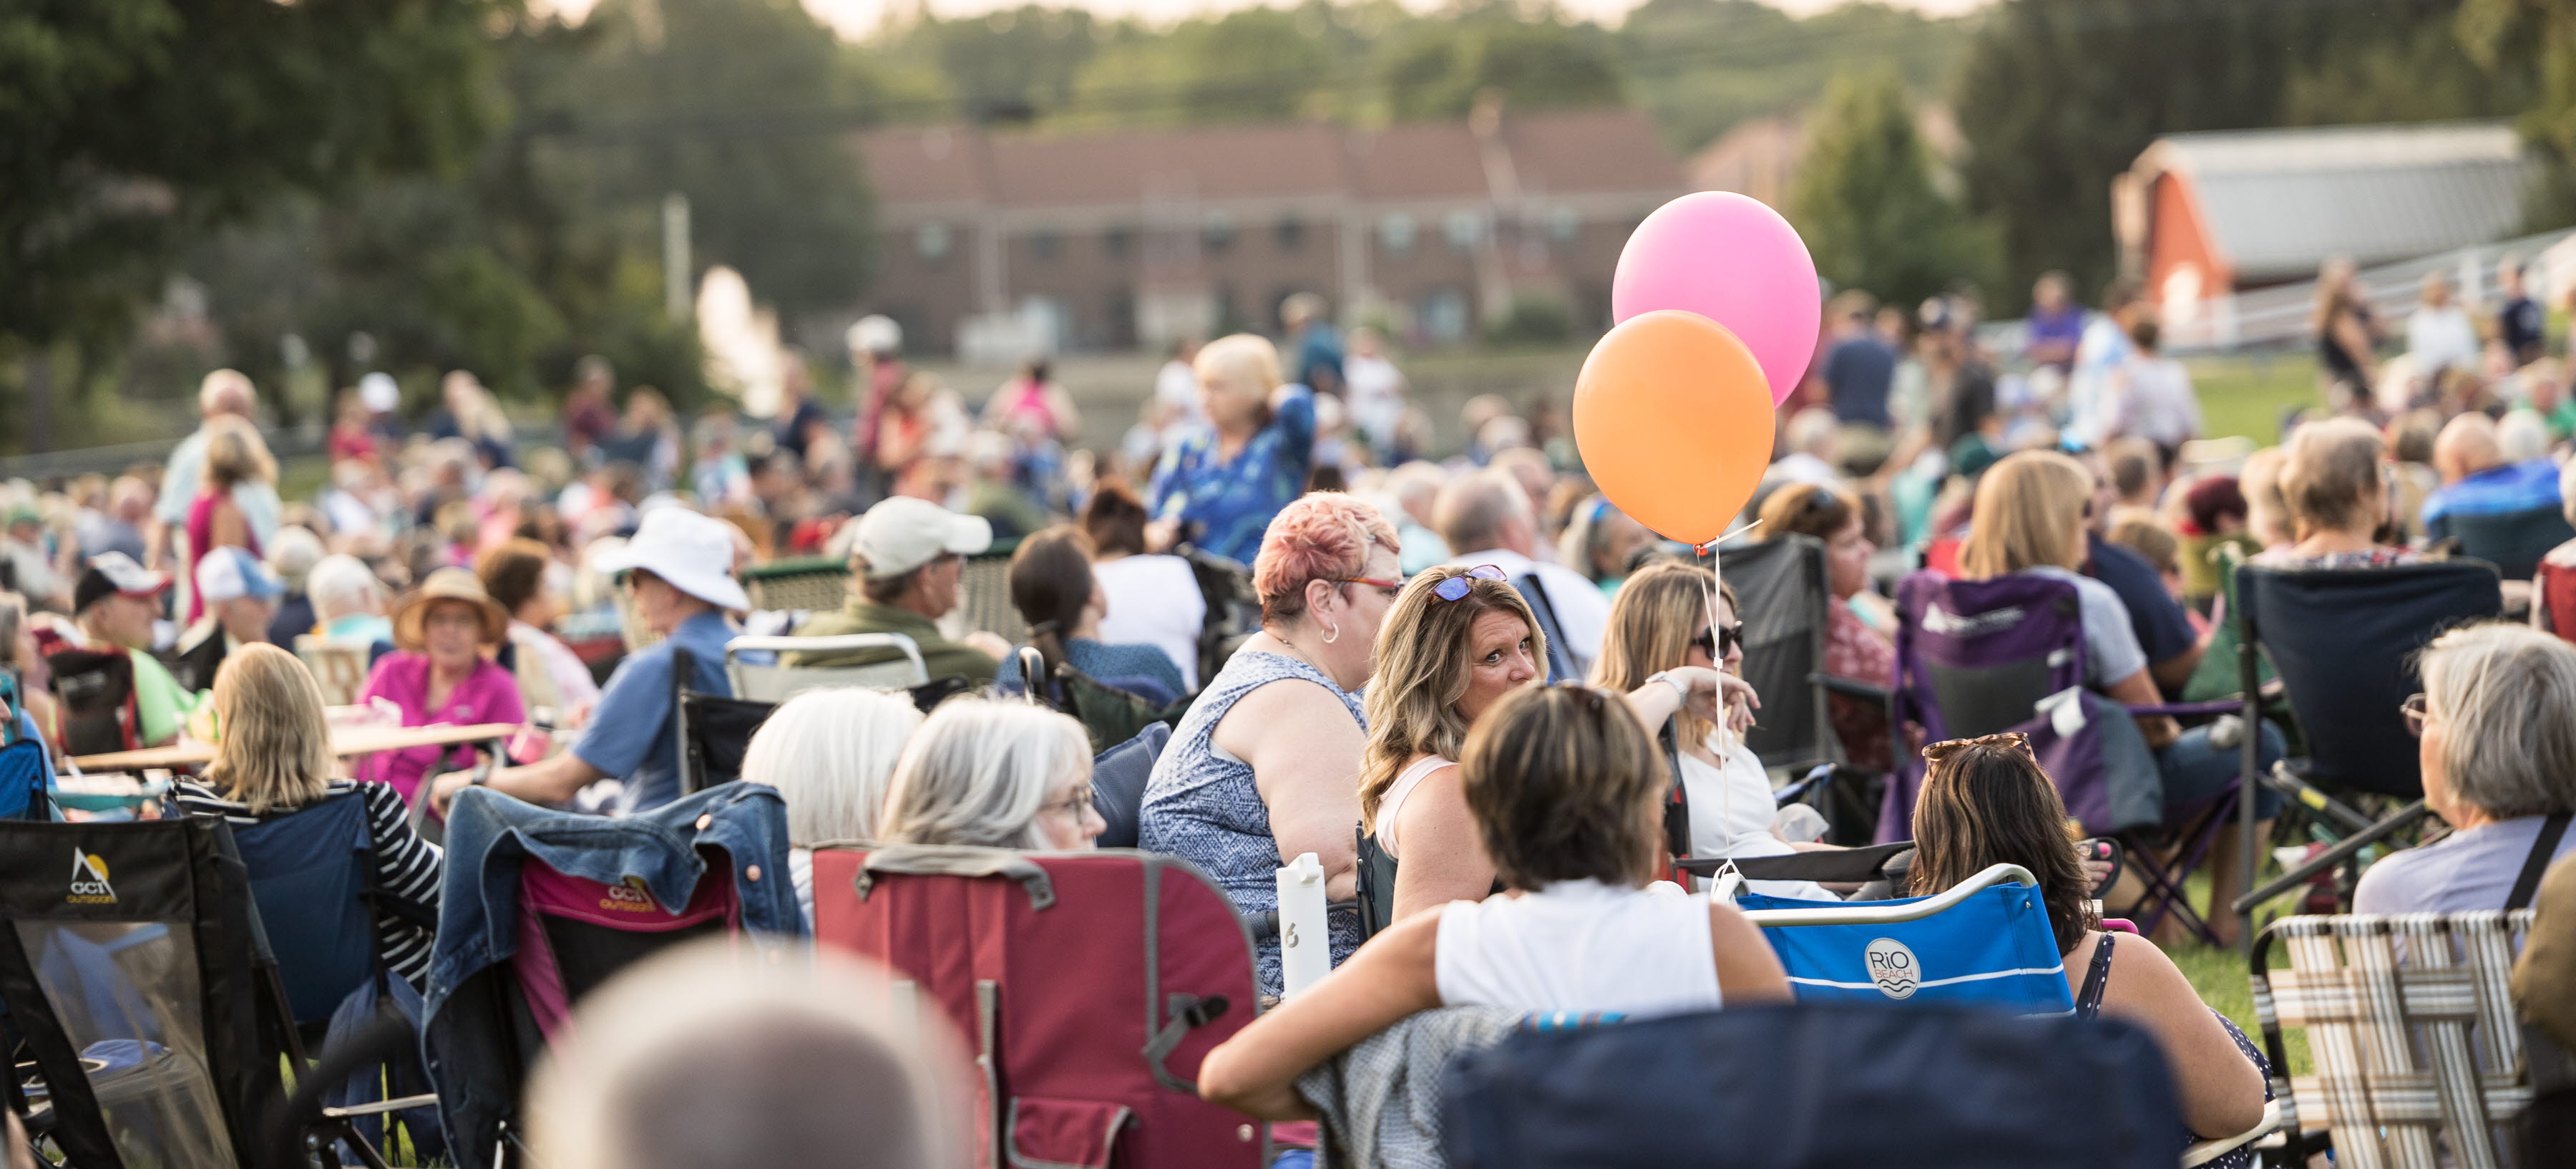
393 568 511 651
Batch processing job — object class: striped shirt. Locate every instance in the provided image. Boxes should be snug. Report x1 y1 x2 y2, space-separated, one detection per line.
175 778 442 989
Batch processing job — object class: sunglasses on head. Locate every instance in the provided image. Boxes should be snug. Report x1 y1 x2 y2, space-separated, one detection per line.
1692 620 1744 659
1431 564 1508 602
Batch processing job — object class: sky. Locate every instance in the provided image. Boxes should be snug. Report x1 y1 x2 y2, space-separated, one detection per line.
540 0 1988 40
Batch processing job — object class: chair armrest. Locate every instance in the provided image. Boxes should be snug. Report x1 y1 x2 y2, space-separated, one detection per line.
2180 1099 2280 1168
2123 700 2240 719
1809 673 1891 704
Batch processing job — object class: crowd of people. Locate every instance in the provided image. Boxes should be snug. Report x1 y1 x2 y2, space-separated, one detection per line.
1 265 2574 1165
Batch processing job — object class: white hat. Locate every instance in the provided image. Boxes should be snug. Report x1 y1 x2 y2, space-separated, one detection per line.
358 372 400 414
849 497 991 580
589 508 751 611
195 546 286 604
846 315 902 355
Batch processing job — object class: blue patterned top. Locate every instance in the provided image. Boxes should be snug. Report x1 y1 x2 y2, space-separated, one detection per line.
1137 649 1363 996
1146 384 1315 566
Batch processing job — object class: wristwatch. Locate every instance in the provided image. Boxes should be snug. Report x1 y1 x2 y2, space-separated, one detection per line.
1645 670 1690 704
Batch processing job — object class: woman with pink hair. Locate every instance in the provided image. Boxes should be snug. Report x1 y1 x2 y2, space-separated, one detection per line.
1138 493 1402 996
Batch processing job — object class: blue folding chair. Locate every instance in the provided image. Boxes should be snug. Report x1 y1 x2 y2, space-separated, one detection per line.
1714 860 2077 1016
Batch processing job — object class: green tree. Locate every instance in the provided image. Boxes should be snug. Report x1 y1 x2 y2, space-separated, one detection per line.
1790 69 1996 309
1618 0 1963 156
1381 11 1622 120
903 4 1103 122
2461 0 2576 228
1070 7 1338 125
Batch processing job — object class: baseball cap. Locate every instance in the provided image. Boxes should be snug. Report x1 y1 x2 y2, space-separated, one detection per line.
588 508 751 611
849 497 991 580
74 553 170 615
195 545 286 605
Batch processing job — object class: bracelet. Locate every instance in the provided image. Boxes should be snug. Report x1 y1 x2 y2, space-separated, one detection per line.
1646 671 1689 704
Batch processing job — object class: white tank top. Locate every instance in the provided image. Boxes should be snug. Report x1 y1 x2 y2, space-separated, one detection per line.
1434 881 1723 1019
1372 755 1453 860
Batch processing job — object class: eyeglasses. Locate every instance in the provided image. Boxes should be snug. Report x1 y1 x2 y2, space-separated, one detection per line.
1432 564 1508 602
1330 575 1404 591
1692 621 1745 659
2401 693 2429 737
1039 785 1096 820
1923 732 2033 765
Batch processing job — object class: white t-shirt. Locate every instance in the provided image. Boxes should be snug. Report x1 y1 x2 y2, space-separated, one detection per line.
2406 305 2481 379
1093 553 1206 691
1677 747 1834 902
1435 880 1722 1018
2019 566 2149 687
1447 548 1609 673
1345 354 1407 446
2113 356 2202 449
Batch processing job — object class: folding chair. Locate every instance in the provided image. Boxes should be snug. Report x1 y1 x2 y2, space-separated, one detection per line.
1440 1001 2190 1169
810 843 1264 1169
1724 535 1893 841
2251 911 2539 1169
960 541 1031 646
1885 571 2243 941
1089 723 1171 850
723 632 929 700
2534 557 2576 644
1180 546 1262 687
295 637 376 708
740 554 852 614
228 792 442 1167
421 782 801 1169
2444 505 2575 581
1713 860 2077 1015
2229 562 2501 923
44 649 140 760
0 815 313 1169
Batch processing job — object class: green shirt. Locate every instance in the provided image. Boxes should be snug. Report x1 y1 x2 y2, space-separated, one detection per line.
128 648 203 746
784 599 999 686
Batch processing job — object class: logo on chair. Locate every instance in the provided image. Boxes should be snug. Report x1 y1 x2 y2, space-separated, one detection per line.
1864 937 1918 999
66 849 115 905
600 875 657 913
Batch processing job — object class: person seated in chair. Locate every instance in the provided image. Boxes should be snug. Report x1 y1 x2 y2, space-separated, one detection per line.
786 496 1010 686
1197 683 1795 1120
2253 418 2416 570
170 546 285 694
1908 732 2266 1145
741 687 923 923
992 525 1186 705
1363 563 1756 921
1958 451 2283 945
2423 412 2562 545
305 553 395 655
60 553 196 747
176 644 442 990
356 567 524 805
2356 622 2576 913
430 508 743 817
877 696 1103 851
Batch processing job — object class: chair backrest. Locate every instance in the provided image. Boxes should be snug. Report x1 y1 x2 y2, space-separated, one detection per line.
678 689 776 795
1181 547 1263 684
294 636 372 708
726 633 930 699
230 792 379 1029
1892 570 2087 745
1440 1002 2183 1169
1505 572 1582 684
1089 722 1170 850
1057 664 1184 755
2535 558 2576 645
2445 505 2575 581
0 816 280 1169
741 555 852 613
2255 911 2536 1169
960 543 1030 644
2235 561 2501 798
811 844 1263 1169
510 857 741 1039
1723 536 1835 772
1721 861 2078 1016
46 647 140 757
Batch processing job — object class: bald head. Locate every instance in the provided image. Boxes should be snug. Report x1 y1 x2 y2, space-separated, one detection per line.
198 369 255 420
2434 413 2502 485
1435 469 1536 557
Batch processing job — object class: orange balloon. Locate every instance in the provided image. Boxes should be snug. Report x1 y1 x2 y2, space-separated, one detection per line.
1573 310 1775 545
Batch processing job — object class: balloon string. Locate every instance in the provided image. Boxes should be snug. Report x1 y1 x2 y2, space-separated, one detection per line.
1695 540 1731 757
1692 518 1762 556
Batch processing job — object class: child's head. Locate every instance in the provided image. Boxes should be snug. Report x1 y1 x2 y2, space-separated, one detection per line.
1458 683 1667 891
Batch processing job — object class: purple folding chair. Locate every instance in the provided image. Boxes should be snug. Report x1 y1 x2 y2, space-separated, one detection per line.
1882 571 2243 943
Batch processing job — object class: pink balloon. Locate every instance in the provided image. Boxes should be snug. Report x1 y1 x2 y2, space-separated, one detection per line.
1611 192 1821 407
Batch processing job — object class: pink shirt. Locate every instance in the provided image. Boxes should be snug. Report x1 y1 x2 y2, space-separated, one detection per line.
354 652 524 803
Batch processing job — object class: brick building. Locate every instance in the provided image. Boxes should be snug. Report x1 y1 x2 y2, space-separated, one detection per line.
854 106 1686 357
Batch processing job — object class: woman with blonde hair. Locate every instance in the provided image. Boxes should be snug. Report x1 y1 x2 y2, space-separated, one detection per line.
175 644 442 988
1958 450 2280 944
2255 416 2414 569
879 695 1103 852
1361 563 1755 922
184 416 278 623
742 688 924 922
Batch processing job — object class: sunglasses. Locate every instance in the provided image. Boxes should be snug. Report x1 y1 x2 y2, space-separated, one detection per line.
2401 693 2429 737
1691 620 1745 659
1923 731 2034 764
1431 564 1508 602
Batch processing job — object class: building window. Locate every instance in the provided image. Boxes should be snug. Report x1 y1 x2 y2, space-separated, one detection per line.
1031 227 1060 261
1418 287 1470 345
1546 207 1581 245
1380 213 1417 256
1204 210 1236 254
1445 210 1485 254
1275 215 1305 253
1103 225 1133 258
915 222 952 261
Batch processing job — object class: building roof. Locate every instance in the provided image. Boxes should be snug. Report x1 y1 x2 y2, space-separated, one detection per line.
856 109 1681 218
2135 120 2538 283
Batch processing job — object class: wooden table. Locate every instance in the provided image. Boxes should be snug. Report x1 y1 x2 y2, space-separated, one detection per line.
70 722 521 774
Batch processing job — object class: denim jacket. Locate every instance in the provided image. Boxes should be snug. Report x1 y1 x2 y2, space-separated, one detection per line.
421 783 801 1168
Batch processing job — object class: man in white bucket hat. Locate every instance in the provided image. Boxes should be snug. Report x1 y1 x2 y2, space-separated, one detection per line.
431 508 747 816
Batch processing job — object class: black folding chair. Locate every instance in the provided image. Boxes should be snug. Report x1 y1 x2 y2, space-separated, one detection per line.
2230 561 2502 929
2444 505 2576 581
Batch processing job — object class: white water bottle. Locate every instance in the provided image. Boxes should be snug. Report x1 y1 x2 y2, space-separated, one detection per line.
1274 852 1330 999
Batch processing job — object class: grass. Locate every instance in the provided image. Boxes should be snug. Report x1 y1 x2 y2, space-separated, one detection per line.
2187 352 2323 447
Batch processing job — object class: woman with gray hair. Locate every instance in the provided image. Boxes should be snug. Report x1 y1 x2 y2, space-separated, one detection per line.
741 687 924 922
2355 622 2576 913
879 695 1103 852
